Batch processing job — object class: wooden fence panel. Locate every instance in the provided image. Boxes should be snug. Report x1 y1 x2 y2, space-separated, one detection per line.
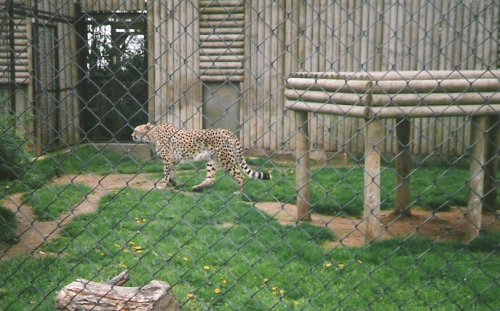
272 0 499 156
148 0 202 129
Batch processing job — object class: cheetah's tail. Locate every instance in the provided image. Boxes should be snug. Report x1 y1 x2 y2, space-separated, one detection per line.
239 159 272 180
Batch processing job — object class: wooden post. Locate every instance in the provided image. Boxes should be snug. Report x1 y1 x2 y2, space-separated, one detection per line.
483 115 498 213
394 118 412 216
465 116 488 242
363 117 383 242
296 110 312 221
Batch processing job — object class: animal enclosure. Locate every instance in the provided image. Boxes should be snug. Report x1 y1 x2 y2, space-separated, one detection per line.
0 0 499 310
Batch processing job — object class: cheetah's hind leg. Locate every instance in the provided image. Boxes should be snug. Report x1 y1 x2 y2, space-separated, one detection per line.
156 163 177 189
192 160 218 192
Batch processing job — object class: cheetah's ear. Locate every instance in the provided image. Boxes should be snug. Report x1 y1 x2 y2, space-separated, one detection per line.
145 122 153 129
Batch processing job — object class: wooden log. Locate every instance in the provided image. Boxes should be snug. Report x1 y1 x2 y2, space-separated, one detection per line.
285 77 500 94
394 118 412 217
285 89 500 107
369 104 500 118
285 100 368 118
483 115 499 213
465 116 488 243
285 101 500 120
295 110 312 221
288 70 500 81
363 117 383 242
56 271 180 311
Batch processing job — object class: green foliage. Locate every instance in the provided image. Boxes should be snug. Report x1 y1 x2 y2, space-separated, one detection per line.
0 205 17 243
242 165 472 217
0 109 32 181
0 187 498 310
22 183 92 221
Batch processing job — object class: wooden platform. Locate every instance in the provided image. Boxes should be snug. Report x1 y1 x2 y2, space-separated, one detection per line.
285 70 500 243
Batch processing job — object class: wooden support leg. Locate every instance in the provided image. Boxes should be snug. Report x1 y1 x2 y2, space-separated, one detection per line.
465 116 488 242
395 118 412 216
483 115 498 213
363 118 383 242
296 110 312 221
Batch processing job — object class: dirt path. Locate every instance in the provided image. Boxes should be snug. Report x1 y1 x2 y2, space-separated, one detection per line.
1 174 156 259
1 174 498 258
255 202 500 248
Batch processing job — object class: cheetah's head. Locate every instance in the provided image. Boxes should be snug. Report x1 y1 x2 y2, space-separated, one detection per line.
132 123 154 143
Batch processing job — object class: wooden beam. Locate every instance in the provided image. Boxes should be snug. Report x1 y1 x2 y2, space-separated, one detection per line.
395 118 412 217
295 110 311 221
363 117 383 242
483 115 498 213
465 116 488 242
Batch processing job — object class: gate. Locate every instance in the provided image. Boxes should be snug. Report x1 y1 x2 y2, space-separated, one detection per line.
82 13 148 142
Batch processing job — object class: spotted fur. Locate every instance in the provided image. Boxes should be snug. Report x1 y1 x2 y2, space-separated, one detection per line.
132 123 271 192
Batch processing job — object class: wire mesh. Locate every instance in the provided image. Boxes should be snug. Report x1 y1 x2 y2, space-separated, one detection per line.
0 0 499 310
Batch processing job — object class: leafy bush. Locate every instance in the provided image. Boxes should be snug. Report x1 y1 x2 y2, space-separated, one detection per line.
0 106 32 181
0 205 17 243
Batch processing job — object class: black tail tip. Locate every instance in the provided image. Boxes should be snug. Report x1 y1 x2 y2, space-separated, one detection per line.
262 172 272 180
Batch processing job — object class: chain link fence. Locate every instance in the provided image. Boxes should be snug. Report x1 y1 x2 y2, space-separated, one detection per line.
0 0 499 309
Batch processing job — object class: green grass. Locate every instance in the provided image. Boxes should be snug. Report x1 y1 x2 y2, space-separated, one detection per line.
22 183 92 221
0 147 498 309
242 165 473 217
0 187 498 310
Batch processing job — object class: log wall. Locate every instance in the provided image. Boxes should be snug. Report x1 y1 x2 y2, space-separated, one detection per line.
1 0 498 156
241 0 499 156
147 0 202 129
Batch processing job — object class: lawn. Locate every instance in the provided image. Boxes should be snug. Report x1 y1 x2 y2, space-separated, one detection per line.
0 146 498 310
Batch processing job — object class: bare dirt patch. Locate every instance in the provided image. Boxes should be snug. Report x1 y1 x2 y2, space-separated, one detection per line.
2 174 498 259
255 202 500 248
1 174 157 259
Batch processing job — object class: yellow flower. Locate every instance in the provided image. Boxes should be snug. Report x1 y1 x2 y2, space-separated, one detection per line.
118 262 128 269
182 256 189 262
222 279 228 286
187 293 195 300
272 286 279 296
132 245 144 254
324 262 333 269
203 265 211 272
214 288 222 295
263 278 269 284
279 289 286 296
293 301 300 307
338 263 345 270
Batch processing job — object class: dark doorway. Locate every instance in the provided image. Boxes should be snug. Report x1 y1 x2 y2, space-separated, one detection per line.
82 13 147 142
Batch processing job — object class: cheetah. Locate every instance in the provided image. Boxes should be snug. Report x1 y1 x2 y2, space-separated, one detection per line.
132 123 271 192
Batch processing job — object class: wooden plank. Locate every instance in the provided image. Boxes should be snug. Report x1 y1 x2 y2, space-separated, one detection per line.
395 118 412 216
296 110 312 221
363 117 383 242
465 116 488 242
483 115 499 212
147 0 156 122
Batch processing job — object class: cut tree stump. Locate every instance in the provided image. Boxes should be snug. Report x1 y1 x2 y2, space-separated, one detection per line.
56 270 180 311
